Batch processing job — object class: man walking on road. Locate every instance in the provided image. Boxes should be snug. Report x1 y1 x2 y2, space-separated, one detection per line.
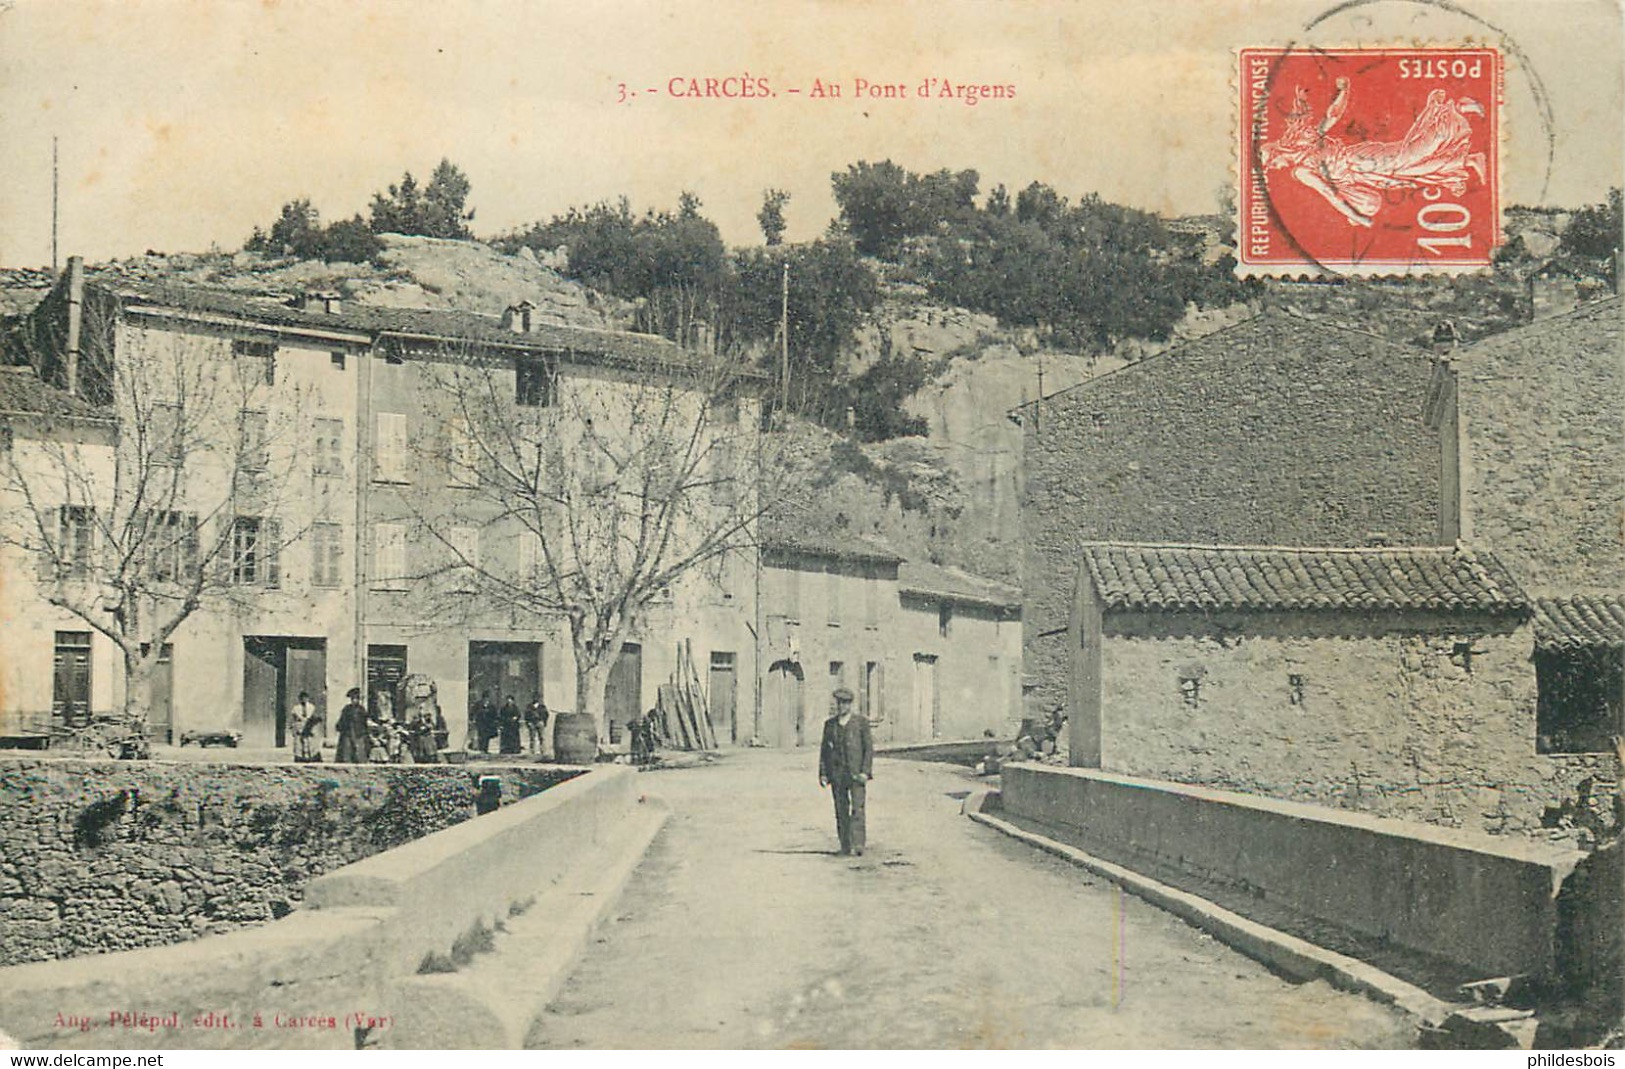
819 686 873 856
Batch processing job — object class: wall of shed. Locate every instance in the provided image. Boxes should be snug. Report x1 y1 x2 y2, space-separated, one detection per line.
1082 609 1615 839
1022 314 1445 719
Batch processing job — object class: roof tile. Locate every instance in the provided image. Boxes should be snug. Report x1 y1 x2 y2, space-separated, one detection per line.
1533 596 1625 651
1078 543 1527 615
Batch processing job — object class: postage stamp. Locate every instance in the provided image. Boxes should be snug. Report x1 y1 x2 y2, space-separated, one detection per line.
1238 46 1503 276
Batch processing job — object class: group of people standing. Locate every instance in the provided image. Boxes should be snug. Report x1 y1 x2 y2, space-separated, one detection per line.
469 691 550 756
291 686 449 764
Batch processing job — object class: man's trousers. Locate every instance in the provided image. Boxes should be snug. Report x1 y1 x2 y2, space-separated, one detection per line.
831 776 867 853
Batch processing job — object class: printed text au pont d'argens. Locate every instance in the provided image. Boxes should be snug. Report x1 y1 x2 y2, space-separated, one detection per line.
616 75 1017 106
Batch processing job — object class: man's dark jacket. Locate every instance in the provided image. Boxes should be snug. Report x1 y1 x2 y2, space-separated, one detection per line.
819 713 874 783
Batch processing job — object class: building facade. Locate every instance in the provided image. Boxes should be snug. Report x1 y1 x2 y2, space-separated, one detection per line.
758 522 1021 748
1 266 763 752
1020 311 1447 718
1066 542 1615 838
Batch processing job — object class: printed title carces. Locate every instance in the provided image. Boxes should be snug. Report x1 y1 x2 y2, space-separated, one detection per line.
616 75 1017 106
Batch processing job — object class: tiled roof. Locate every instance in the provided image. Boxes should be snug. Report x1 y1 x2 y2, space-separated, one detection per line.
1078 543 1527 614
100 279 705 372
0 366 112 421
898 560 1021 611
1013 308 1428 415
761 526 903 565
1533 596 1625 651
759 504 902 564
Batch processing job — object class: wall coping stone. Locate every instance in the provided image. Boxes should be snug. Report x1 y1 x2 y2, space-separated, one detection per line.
1026 765 1584 870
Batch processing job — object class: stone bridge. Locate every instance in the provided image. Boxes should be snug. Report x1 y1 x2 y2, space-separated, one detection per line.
0 750 1613 1050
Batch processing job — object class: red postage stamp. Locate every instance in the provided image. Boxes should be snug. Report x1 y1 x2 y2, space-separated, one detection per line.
1238 47 1502 276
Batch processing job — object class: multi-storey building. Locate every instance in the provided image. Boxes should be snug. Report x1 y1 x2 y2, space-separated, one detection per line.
1 263 762 752
758 514 1021 748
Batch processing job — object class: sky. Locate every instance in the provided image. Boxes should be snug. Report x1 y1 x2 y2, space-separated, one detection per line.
0 0 1620 267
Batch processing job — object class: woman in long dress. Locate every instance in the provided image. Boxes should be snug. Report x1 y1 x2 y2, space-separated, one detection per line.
334 687 368 763
1261 78 1487 228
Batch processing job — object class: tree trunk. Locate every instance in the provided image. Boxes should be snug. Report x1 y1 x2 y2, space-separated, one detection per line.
122 647 153 732
574 655 614 744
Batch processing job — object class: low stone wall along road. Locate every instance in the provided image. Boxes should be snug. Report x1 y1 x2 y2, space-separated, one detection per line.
526 751 1414 1049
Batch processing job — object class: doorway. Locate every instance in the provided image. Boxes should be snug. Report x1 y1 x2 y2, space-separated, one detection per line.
365 644 409 719
709 651 737 745
913 653 939 741
53 631 93 727
243 637 327 748
766 659 805 747
468 640 542 730
604 643 642 745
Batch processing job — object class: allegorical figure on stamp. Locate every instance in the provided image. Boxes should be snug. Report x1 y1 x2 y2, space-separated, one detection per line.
1262 77 1487 227
818 686 874 856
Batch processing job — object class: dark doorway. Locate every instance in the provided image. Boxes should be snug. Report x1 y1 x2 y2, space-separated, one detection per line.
710 651 737 744
1537 647 1625 754
366 644 409 719
767 659 805 747
604 643 642 745
140 642 174 744
468 640 542 728
243 637 327 748
53 631 93 727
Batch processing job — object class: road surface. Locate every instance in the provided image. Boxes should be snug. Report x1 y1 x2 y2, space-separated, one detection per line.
526 750 1414 1049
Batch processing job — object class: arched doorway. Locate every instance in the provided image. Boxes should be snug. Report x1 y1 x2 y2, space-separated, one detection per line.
766 660 805 747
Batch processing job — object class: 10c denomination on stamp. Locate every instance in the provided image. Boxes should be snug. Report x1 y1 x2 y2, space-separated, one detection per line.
1238 46 1503 276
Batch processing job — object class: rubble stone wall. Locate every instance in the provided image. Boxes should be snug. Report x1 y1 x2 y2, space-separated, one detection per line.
1022 315 1444 717
0 759 577 965
1456 299 1624 595
1091 611 1618 840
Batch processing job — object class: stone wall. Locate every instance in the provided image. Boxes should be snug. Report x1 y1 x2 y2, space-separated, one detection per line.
1000 764 1586 986
1023 312 1444 715
1455 298 1624 596
0 759 577 965
1088 611 1617 840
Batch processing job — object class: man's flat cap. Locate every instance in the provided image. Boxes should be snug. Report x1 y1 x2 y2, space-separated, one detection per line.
832 686 855 702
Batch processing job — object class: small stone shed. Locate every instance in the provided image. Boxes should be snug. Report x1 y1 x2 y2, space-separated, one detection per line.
1067 542 1616 837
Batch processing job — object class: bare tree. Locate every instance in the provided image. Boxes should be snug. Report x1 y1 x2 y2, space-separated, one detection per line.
402 340 781 741
0 294 314 737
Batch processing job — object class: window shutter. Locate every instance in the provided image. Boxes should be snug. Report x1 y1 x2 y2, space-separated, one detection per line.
263 518 282 588
375 523 405 588
184 514 201 581
376 413 408 482
519 530 542 583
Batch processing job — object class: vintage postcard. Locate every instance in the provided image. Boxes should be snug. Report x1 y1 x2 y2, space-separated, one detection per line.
0 0 1620 1053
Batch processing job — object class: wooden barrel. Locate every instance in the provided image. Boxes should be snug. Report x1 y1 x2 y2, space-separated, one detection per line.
554 713 597 764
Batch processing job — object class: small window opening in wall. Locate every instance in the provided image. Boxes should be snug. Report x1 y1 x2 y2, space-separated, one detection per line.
330 351 346 370
1179 677 1201 708
1288 673 1306 706
1449 641 1480 673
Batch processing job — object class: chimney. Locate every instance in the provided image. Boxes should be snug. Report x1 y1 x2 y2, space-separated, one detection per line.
298 290 342 314
64 256 85 397
503 300 536 333
1529 272 1580 321
1365 531 1391 548
1430 319 1458 355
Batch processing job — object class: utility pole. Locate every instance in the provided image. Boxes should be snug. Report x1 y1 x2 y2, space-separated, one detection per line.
51 136 59 274
780 258 790 415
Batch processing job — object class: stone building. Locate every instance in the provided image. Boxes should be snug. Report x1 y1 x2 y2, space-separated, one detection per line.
1 266 763 751
1021 298 1623 835
758 517 1021 748
0 368 120 739
1020 311 1447 717
1066 542 1615 836
1428 297 1623 770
